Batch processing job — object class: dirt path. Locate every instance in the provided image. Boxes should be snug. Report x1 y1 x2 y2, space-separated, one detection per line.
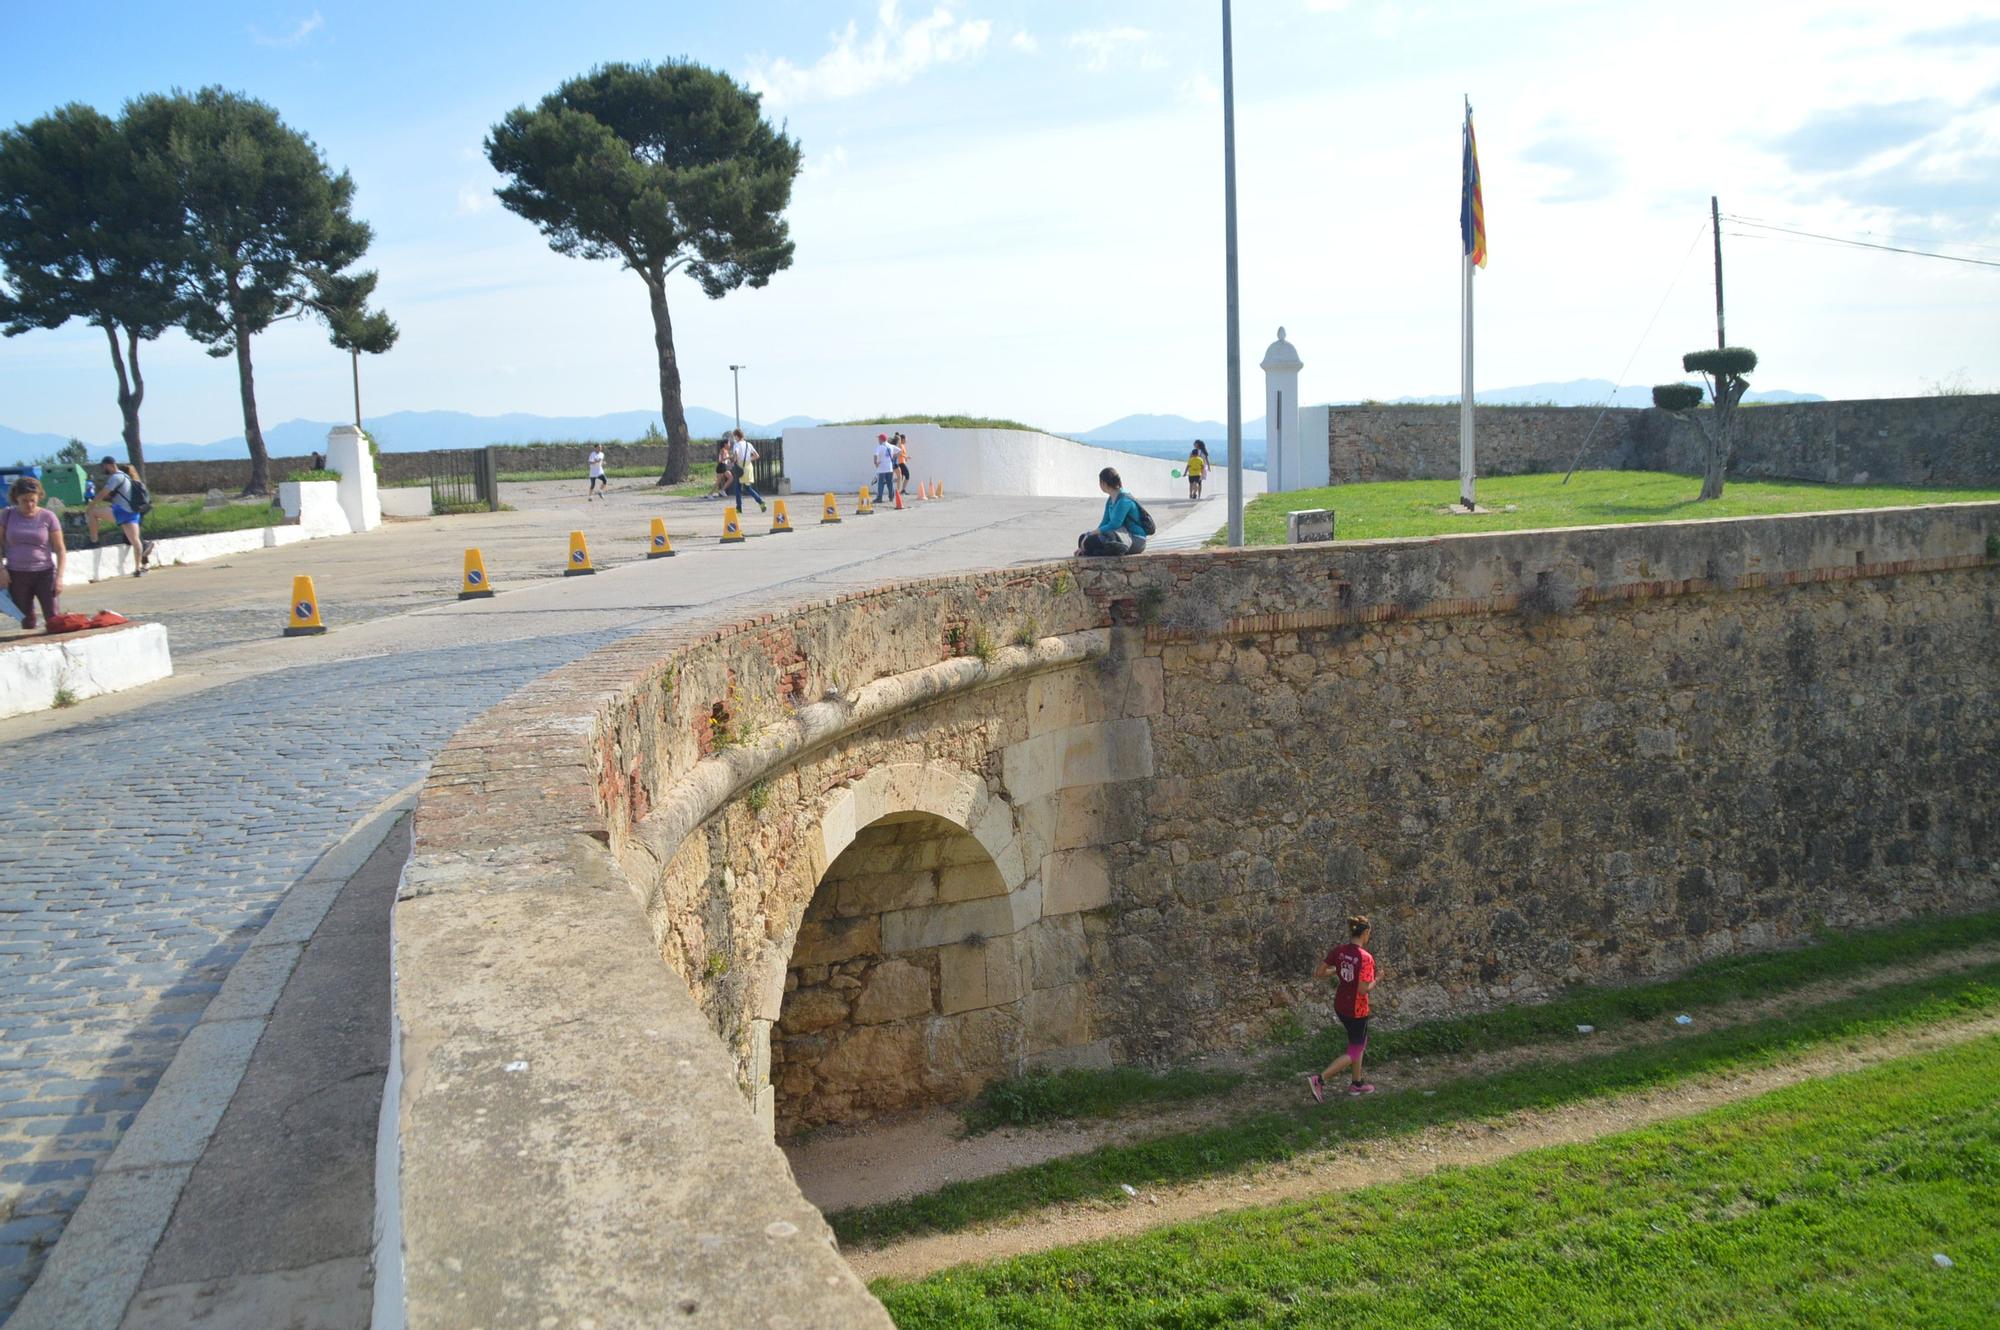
847 1011 2000 1282
789 941 2000 1216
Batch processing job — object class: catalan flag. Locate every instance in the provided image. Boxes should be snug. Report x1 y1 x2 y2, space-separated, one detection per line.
1461 104 1487 268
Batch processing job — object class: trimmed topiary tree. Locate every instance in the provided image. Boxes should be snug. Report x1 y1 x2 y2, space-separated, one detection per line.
1653 346 1758 500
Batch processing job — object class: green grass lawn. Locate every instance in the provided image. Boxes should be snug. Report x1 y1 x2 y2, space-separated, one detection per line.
830 964 2000 1248
878 1034 2000 1328
1227 470 2000 545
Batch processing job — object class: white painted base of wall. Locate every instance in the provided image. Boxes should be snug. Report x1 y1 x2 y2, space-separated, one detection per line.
378 487 432 519
0 622 172 718
780 425 1213 500
60 524 317 588
279 480 351 536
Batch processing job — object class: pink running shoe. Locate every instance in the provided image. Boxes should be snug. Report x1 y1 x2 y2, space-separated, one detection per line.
1347 1082 1376 1097
1305 1073 1325 1104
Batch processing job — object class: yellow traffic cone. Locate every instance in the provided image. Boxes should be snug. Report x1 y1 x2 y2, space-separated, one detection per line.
856 486 874 516
648 517 675 559
566 530 595 576
459 548 495 599
770 499 794 534
722 506 746 543
284 575 326 636
821 492 842 524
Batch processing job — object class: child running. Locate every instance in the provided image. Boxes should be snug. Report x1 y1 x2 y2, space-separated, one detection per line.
1185 443 1207 499
1306 914 1378 1101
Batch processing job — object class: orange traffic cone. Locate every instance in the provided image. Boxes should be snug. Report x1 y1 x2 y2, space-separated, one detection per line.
894 485 903 510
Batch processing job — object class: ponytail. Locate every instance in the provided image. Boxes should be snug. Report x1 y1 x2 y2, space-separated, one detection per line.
1347 914 1370 937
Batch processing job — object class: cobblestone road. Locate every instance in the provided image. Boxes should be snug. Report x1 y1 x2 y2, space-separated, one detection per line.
0 627 632 1316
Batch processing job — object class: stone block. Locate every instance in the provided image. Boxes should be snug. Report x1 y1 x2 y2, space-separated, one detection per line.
1028 916 1088 989
812 1024 924 1096
939 936 1026 1014
1025 668 1104 736
936 859 1007 903
778 988 849 1034
1042 848 1112 915
881 893 1018 953
1001 719 1155 804
1027 1038 1113 1072
790 915 879 967
852 959 933 1024
832 870 936 915
1023 983 1090 1050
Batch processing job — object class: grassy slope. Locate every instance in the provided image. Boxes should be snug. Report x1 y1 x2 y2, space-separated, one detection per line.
962 910 2000 1133
831 965 2000 1247
138 500 285 540
1227 470 2000 545
880 1035 2000 1329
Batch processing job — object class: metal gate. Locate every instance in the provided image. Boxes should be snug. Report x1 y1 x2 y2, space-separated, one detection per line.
750 437 783 492
429 448 499 513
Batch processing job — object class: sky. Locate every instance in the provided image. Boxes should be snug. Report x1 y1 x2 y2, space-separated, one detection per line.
2 0 1997 446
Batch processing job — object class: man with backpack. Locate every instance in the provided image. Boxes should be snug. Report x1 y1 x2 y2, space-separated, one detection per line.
1074 466 1153 556
87 457 154 577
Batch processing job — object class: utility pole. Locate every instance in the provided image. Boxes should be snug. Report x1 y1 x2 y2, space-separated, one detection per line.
350 349 362 428
1711 195 1726 350
729 364 746 435
1221 0 1244 547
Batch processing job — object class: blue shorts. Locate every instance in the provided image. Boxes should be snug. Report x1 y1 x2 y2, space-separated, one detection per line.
112 506 141 527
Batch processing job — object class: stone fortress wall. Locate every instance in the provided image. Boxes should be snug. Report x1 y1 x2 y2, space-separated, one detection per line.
387 501 1999 1327
1326 392 2000 488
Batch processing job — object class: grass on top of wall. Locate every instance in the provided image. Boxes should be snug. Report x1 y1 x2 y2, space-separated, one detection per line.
133 499 288 540
826 414 1045 432
877 1034 2000 1329
1220 469 2000 545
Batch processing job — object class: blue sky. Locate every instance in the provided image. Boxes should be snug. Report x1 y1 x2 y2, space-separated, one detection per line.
3 0 1997 445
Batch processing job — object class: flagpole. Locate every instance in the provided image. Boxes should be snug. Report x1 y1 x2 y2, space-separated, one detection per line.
1222 0 1244 547
1459 96 1475 512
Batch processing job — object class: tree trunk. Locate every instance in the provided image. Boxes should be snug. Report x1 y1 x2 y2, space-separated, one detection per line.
103 324 146 473
234 317 272 495
644 275 691 484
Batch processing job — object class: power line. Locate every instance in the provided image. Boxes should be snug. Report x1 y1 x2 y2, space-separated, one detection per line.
1725 211 2000 256
1721 215 2000 269
1561 217 1711 485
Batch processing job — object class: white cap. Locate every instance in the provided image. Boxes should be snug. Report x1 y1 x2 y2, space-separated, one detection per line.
1259 326 1303 373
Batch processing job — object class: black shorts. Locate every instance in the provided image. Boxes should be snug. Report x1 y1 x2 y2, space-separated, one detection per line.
1337 1013 1369 1046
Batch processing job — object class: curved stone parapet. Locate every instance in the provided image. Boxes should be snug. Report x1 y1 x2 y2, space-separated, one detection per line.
386 502 2000 1328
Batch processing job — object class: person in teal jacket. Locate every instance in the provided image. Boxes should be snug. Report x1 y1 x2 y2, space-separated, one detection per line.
1074 467 1148 557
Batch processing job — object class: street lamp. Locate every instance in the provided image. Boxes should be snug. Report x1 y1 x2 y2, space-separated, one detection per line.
729 364 747 436
1221 0 1244 547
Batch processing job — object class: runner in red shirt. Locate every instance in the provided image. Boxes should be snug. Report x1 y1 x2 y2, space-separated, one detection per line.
1307 915 1378 1101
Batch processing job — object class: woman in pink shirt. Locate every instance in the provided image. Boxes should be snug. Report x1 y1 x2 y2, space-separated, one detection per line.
3 476 67 631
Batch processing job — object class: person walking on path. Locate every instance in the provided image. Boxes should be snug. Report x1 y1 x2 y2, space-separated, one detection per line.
3 476 66 631
872 433 898 504
586 446 608 499
707 440 734 499
1074 467 1149 557
1307 915 1379 1101
86 457 151 576
1185 442 1207 499
895 433 912 500
728 430 767 514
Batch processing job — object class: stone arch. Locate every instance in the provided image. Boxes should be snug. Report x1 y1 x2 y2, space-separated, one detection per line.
746 762 1047 1137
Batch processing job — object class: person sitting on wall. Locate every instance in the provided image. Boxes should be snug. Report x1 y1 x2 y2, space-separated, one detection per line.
1074 466 1149 557
86 457 152 576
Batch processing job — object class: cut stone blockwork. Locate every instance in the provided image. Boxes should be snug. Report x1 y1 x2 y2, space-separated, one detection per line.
390 502 1997 1328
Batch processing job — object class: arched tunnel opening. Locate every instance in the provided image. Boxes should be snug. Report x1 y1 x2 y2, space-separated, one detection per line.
773 810 1025 1139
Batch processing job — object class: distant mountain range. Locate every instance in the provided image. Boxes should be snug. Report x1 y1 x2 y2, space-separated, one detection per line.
0 407 828 466
2 377 1827 466
1068 379 1825 443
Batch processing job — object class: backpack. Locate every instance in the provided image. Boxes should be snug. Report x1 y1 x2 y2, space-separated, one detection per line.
1133 500 1156 536
127 473 152 513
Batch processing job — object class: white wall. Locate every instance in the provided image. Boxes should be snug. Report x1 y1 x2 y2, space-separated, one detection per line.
279 480 350 536
60 524 315 588
1297 406 1332 490
779 425 1192 500
0 622 172 718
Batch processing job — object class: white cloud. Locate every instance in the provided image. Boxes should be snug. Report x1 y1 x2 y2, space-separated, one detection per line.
1180 72 1220 107
1068 27 1162 73
1009 29 1039 54
750 2 992 108
251 10 324 49
455 186 496 216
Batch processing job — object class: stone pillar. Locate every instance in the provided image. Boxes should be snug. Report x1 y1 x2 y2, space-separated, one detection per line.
1260 328 1304 492
325 424 381 533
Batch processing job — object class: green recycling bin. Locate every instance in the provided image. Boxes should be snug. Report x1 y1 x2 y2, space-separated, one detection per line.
40 462 89 507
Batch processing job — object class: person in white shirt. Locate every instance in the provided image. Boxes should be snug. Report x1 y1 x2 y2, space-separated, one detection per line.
586 446 607 499
871 434 897 504
728 431 766 513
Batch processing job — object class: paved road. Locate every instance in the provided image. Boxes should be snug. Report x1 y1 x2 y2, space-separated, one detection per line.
0 486 1243 1319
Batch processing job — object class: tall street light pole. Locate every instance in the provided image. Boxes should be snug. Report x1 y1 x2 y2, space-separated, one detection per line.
1221 0 1244 547
729 364 746 435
